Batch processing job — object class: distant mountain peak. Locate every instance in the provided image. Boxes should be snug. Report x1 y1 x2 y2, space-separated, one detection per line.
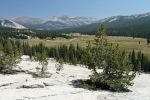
0 18 27 29
100 12 150 24
10 12 150 30
12 16 98 30
48 15 98 21
12 17 45 25
129 12 150 18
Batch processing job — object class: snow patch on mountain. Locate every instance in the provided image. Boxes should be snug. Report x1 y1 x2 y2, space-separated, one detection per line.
46 16 98 29
12 16 98 30
108 17 118 23
11 12 150 30
100 12 150 24
100 16 119 23
131 12 150 18
0 18 27 29
12 16 45 25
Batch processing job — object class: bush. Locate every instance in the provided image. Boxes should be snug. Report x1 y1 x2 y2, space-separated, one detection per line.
32 72 51 78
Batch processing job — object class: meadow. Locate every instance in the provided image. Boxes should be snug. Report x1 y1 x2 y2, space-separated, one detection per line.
23 35 150 56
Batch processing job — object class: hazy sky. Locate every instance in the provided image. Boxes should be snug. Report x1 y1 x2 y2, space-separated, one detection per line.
1 0 150 19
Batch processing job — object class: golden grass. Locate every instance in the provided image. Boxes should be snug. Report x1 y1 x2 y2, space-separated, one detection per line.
22 35 150 55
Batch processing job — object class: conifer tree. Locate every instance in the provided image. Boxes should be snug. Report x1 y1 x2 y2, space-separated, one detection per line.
69 44 76 65
0 38 22 73
35 50 48 75
88 25 135 91
141 53 144 71
55 59 64 73
136 51 142 71
147 37 150 45
131 50 136 70
76 43 80 62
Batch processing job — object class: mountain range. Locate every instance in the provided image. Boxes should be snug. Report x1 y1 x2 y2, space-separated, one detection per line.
12 16 98 30
56 12 150 37
1 12 150 36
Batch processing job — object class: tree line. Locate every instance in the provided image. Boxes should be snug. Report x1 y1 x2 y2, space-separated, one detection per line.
1 26 150 40
1 34 150 74
130 50 150 72
0 27 74 39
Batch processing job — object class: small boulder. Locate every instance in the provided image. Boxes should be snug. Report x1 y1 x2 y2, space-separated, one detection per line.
21 81 45 88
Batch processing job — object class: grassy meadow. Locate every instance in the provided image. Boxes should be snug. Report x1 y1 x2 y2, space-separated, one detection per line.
23 35 150 56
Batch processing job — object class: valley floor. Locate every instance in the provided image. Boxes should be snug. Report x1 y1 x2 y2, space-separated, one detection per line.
0 55 150 100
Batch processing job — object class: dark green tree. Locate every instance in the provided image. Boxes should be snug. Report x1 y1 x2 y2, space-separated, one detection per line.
35 50 48 75
0 38 22 73
147 37 150 45
88 25 136 91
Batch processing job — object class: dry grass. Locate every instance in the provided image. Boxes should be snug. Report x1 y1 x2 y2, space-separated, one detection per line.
22 35 94 47
107 36 150 55
22 35 150 55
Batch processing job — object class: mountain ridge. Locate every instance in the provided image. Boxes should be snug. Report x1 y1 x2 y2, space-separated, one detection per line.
12 16 98 30
52 12 150 38
2 12 150 33
0 18 27 29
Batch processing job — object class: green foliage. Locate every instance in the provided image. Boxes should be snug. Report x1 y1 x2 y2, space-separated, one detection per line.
32 71 51 78
35 48 48 74
0 27 75 39
131 50 136 70
31 45 50 78
55 59 64 73
86 25 136 92
147 37 150 44
130 50 150 72
54 21 150 38
0 38 22 73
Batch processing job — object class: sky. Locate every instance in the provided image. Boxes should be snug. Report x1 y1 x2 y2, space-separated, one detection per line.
1 0 150 19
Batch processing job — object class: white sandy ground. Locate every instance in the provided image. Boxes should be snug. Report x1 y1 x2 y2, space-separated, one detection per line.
0 55 150 100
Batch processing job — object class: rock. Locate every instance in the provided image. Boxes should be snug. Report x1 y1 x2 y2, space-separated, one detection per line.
0 82 16 87
43 82 55 86
21 81 45 88
22 84 44 88
43 79 65 86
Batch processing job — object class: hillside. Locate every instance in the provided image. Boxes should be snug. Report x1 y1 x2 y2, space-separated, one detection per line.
55 12 150 38
0 18 26 29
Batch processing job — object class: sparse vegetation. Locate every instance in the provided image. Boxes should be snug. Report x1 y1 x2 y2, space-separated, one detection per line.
0 38 22 74
55 59 64 73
